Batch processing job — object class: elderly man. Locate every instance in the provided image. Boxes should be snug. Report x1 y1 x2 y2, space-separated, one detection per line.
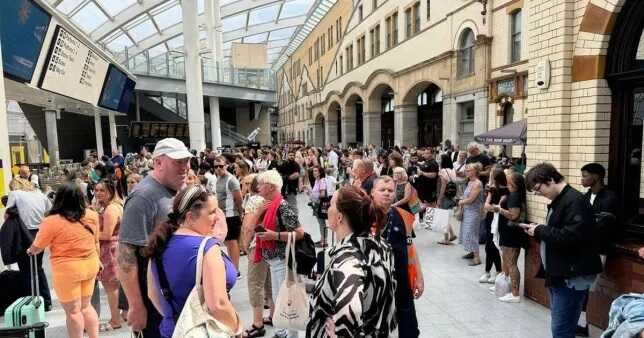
464 142 492 182
371 176 424 338
18 165 39 190
118 138 192 337
352 158 377 195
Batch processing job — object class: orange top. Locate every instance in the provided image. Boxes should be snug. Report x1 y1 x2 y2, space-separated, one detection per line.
33 210 100 266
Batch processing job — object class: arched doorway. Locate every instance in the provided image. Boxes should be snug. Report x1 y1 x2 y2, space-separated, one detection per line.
326 102 341 145
417 84 443 147
344 94 364 146
606 0 644 232
314 113 325 147
381 89 395 148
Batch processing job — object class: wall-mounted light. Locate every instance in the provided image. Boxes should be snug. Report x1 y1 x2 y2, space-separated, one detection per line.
478 0 488 24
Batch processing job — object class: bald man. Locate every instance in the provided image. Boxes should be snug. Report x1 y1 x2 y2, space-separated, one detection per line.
19 165 39 189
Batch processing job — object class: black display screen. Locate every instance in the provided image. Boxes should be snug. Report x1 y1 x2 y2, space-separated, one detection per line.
98 64 128 110
117 78 136 112
1 0 51 82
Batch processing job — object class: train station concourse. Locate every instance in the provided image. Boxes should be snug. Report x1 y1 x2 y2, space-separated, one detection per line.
1 0 644 338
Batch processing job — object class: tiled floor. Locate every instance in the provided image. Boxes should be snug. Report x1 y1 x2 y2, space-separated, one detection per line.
11 193 604 337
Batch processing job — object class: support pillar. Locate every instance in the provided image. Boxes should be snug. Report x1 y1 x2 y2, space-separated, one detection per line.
209 97 222 148
182 0 206 151
94 111 104 158
324 119 338 146
135 92 141 121
341 108 357 145
0 40 12 198
395 105 418 147
45 110 60 166
363 112 381 146
108 112 117 152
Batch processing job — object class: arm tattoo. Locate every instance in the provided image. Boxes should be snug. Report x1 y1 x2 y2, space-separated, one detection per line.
118 243 138 274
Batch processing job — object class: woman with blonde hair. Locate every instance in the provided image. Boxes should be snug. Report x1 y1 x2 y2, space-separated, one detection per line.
458 163 484 266
391 166 413 213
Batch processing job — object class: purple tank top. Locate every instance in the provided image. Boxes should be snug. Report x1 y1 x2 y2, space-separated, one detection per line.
153 235 238 337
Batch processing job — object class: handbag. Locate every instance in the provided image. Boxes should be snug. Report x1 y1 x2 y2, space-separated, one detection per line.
277 211 316 275
273 232 309 331
444 169 458 199
454 205 464 221
160 237 239 338
408 187 421 214
317 196 331 220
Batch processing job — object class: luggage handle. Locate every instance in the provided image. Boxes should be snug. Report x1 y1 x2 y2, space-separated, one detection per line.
29 254 41 307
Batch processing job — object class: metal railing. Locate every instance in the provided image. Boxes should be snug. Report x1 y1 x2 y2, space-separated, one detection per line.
220 121 249 144
122 50 276 90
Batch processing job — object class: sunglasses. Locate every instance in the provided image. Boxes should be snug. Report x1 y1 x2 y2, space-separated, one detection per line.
214 165 225 169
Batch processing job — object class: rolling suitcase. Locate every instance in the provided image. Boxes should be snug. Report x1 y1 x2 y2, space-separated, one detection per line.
3 255 46 338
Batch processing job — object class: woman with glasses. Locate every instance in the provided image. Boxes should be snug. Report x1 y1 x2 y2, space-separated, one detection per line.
144 186 240 337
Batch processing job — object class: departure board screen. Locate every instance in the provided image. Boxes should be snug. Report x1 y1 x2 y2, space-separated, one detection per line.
39 26 109 105
98 65 127 110
0 0 51 82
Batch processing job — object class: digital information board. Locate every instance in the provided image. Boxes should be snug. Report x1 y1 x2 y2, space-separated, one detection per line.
39 26 109 105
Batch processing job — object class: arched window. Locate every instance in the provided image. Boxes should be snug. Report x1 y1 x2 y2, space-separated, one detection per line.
458 28 475 76
510 10 522 63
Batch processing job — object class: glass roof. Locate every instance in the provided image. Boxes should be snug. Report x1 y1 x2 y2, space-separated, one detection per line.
47 0 319 67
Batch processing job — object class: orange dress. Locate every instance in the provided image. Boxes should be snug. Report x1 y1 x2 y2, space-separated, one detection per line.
33 211 100 302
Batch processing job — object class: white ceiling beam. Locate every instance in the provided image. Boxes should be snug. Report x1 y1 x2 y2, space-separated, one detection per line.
91 0 169 41
125 14 306 59
92 0 284 42
68 0 91 18
92 0 114 21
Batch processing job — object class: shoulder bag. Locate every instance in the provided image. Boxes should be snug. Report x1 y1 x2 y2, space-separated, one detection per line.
159 237 240 338
273 232 309 331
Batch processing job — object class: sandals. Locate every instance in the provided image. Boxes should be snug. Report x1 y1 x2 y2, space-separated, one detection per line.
99 322 122 332
243 324 266 338
263 317 273 326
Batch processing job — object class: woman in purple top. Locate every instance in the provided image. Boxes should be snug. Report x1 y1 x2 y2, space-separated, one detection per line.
143 186 241 338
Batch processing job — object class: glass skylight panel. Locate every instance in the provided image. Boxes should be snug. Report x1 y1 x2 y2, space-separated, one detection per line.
222 13 247 32
269 27 297 41
106 33 134 52
166 35 185 49
248 3 281 26
154 5 182 30
96 0 136 16
268 39 289 48
280 0 312 19
128 19 157 42
148 44 168 58
71 2 109 33
56 0 84 15
244 33 268 43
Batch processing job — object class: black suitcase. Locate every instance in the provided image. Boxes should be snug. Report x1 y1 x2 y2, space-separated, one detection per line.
0 270 27 316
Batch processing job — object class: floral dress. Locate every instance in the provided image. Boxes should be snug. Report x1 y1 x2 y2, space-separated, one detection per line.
307 234 396 338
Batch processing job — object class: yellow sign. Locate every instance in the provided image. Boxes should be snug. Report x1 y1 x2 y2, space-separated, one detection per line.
0 159 5 199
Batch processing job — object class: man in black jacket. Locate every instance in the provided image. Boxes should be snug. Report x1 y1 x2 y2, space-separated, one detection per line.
524 163 603 338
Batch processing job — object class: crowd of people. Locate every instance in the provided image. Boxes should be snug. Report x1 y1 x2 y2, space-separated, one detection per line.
2 136 640 338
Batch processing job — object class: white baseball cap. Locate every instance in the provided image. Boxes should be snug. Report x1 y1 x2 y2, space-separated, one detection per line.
152 138 193 159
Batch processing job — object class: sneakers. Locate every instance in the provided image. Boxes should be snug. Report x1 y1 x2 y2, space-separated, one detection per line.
478 273 491 283
487 272 498 284
498 293 521 303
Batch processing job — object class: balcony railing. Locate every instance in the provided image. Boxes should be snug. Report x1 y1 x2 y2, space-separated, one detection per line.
121 50 275 91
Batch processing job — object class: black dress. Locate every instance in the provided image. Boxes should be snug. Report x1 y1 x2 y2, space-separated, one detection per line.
498 191 527 248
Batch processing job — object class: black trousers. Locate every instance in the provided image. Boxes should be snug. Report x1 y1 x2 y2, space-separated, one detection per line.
394 260 419 338
485 232 502 273
16 235 52 306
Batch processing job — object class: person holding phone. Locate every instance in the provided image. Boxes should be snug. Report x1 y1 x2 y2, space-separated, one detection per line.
524 163 602 338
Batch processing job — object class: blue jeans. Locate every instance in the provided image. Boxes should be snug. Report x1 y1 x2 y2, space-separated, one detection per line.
548 286 587 338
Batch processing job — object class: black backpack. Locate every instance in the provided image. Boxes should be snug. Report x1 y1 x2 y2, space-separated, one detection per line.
444 169 458 199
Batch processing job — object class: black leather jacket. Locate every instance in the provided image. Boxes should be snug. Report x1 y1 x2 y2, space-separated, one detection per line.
534 185 603 286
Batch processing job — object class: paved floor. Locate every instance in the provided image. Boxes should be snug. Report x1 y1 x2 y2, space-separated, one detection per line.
4 193 604 337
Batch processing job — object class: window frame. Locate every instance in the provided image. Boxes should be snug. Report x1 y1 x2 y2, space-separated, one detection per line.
457 28 476 77
510 10 522 63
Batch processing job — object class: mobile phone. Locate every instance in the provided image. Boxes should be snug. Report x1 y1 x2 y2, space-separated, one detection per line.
254 225 266 233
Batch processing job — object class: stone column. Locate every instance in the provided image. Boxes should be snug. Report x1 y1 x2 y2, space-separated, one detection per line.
44 110 60 166
205 0 223 148
394 104 418 147
363 111 381 146
324 119 338 146
182 0 206 151
341 116 357 145
94 110 104 158
108 112 117 152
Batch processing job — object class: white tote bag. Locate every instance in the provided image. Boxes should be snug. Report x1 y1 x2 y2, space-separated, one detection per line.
172 237 239 338
491 212 501 249
273 232 310 331
425 208 451 234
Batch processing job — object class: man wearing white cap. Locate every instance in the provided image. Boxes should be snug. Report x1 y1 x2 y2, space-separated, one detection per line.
118 138 192 337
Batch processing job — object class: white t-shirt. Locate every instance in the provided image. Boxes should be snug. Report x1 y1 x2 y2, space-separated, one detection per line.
6 190 52 230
